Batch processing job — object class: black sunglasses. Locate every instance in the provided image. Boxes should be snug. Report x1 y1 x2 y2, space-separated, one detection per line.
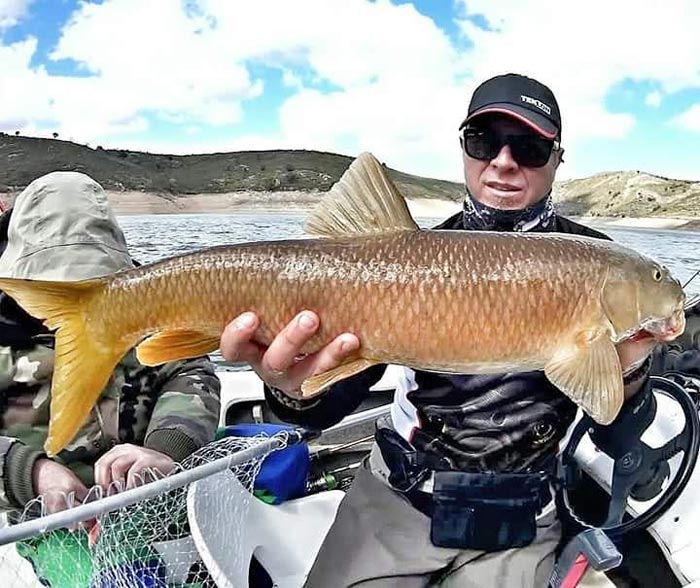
461 128 560 168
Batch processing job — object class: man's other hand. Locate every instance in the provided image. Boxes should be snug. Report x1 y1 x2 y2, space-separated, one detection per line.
32 458 89 513
94 444 175 491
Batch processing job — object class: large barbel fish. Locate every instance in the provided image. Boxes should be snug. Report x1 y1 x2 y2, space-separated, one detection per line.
0 153 687 456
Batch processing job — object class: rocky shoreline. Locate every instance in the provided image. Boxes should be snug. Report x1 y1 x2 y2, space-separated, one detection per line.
100 190 465 219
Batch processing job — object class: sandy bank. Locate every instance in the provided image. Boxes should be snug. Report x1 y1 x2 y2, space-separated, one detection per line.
0 188 460 218
104 190 325 215
104 190 463 219
575 215 700 232
405 198 462 219
101 193 700 230
1 189 697 231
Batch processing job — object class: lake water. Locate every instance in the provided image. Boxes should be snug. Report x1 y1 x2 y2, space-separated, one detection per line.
118 212 700 298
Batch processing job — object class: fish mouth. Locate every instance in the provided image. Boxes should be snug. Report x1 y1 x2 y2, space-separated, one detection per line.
637 308 686 342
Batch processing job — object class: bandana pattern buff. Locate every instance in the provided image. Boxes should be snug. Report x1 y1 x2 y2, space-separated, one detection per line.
462 190 556 232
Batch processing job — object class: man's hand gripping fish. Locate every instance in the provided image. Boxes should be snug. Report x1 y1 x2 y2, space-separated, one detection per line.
0 153 686 456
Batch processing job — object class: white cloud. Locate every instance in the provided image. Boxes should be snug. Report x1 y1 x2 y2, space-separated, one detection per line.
49 0 261 132
0 38 57 132
452 0 700 178
0 0 33 29
672 104 700 132
3 0 700 181
645 91 662 107
281 69 303 90
1 0 469 179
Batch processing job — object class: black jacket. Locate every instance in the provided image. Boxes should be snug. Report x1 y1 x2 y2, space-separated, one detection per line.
266 212 699 473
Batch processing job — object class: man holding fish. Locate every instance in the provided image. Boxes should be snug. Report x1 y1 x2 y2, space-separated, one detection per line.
219 74 697 587
0 72 696 587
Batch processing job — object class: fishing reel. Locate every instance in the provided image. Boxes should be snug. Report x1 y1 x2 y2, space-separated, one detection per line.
557 375 700 538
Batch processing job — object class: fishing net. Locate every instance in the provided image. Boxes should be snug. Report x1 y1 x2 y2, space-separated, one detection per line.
0 431 288 588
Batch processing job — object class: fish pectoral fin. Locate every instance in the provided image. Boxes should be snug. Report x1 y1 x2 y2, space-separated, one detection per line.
136 329 220 366
300 358 378 398
305 152 419 238
544 330 623 425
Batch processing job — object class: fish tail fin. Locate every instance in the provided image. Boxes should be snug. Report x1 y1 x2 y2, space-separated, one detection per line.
0 277 135 457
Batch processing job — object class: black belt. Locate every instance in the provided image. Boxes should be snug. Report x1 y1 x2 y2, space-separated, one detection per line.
375 420 554 518
404 485 434 518
402 473 553 519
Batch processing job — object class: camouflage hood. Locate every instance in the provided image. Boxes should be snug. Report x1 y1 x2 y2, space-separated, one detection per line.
0 171 133 280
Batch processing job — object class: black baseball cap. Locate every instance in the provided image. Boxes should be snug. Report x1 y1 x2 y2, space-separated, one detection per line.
459 73 561 139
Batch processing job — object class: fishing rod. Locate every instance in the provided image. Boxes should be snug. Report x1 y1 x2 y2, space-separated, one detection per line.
306 461 364 495
683 268 700 291
683 269 700 310
310 434 374 459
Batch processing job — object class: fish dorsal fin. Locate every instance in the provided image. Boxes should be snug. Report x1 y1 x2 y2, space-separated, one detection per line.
544 328 624 425
305 152 419 238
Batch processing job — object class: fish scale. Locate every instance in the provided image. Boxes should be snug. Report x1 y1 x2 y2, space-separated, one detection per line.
89 231 618 371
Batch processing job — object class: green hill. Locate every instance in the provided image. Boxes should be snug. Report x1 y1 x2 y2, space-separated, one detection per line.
553 170 700 218
2 135 699 220
0 135 463 201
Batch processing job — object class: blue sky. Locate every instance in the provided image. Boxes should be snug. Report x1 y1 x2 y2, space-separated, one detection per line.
2 0 700 182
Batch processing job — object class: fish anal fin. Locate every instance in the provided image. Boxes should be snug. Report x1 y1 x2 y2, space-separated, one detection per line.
305 152 419 238
301 358 377 398
136 329 220 366
545 329 623 425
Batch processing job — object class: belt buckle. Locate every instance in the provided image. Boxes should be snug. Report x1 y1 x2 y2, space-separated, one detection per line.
396 467 431 494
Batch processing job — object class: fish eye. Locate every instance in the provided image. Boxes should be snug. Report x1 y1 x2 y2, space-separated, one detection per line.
653 268 663 282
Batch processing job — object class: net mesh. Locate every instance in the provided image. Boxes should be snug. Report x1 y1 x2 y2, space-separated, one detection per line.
0 433 284 588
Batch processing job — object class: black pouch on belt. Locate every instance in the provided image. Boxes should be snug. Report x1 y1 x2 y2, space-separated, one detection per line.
430 470 549 552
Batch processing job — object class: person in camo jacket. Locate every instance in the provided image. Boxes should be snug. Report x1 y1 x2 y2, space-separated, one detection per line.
0 171 221 518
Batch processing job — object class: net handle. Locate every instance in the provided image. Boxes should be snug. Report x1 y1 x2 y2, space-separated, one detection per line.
0 433 291 546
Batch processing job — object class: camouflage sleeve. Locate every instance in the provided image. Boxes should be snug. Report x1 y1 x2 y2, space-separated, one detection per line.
143 356 221 463
0 344 53 511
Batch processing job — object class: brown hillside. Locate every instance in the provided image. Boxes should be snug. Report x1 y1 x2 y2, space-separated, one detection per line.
0 135 463 202
553 170 700 218
2 135 699 219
